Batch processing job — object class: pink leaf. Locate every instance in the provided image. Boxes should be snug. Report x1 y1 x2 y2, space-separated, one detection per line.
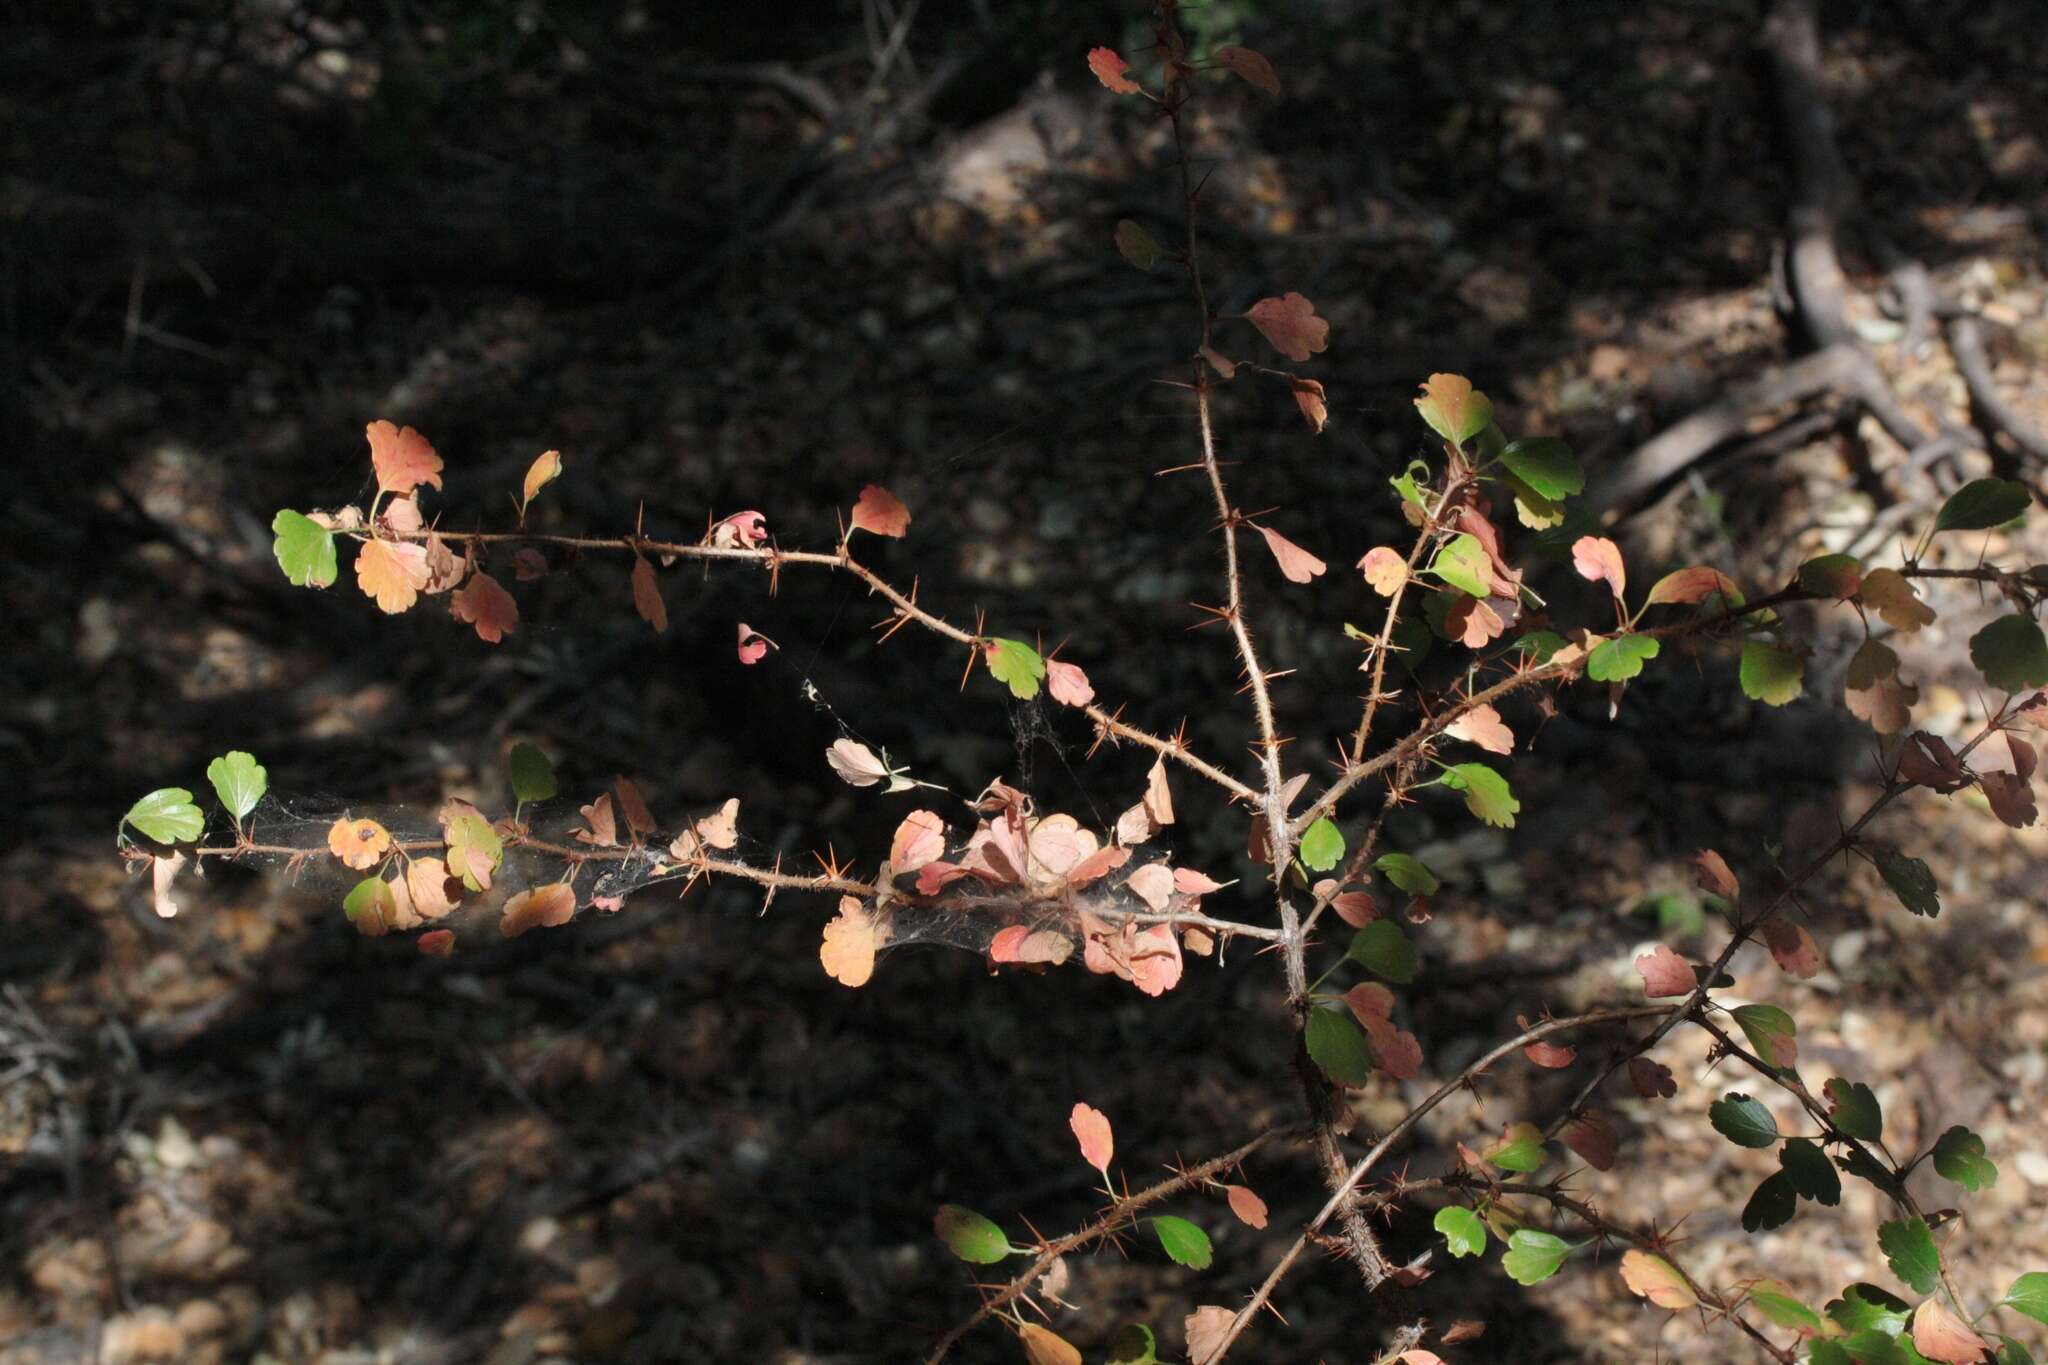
1620 1249 1698 1311
1635 944 1695 998
1245 293 1330 362
1124 861 1174 911
1446 702 1514 754
1571 535 1627 601
1331 890 1378 927
1290 377 1327 433
1693 849 1739 900
1342 981 1395 1023
820 897 878 987
1046 658 1095 707
849 484 911 538
736 622 772 665
366 419 443 496
1911 1298 1991 1365
1069 1102 1114 1174
1128 923 1183 996
1173 867 1226 896
1761 916 1822 978
706 510 768 549
1256 523 1327 583
889 810 947 873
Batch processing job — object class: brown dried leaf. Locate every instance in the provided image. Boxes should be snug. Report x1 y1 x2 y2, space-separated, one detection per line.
631 554 667 632
501 883 576 937
1245 292 1329 362
450 571 518 643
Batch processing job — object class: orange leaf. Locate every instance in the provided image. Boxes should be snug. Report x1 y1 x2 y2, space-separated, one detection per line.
501 883 576 937
1256 523 1326 583
631 554 667 633
328 817 392 870
613 777 657 836
1291 377 1327 433
405 858 461 919
1646 564 1739 607
521 449 562 508
1619 1249 1698 1311
1445 594 1506 649
1086 46 1140 94
1019 1323 1082 1365
1225 1183 1269 1228
1069 1102 1114 1173
820 897 878 987
849 484 911 538
1245 292 1329 362
1693 849 1739 899
366 420 443 496
1214 45 1280 95
356 538 430 614
1358 546 1407 595
450 571 518 643
418 929 456 957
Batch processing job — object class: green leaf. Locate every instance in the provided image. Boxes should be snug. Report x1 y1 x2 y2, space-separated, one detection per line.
984 637 1047 700
1824 1078 1884 1142
1374 852 1439 895
1878 852 1941 919
1586 634 1660 682
343 876 395 927
1709 1092 1780 1148
271 509 339 588
1931 1125 1998 1192
1501 1229 1571 1286
1498 437 1584 500
1634 893 1706 937
121 788 205 844
1741 1171 1797 1232
1348 920 1419 984
1390 459 1433 510
444 811 504 894
1808 1342 1854 1365
933 1205 1012 1263
1487 1121 1547 1174
1781 1138 1842 1205
1114 220 1161 272
205 751 267 824
1998 1341 2038 1365
1798 553 1865 599
508 742 558 804
1741 641 1805 705
1152 1215 1212 1270
1935 477 2030 532
1515 629 1569 663
2002 1272 2048 1326
1439 763 1519 828
1434 1205 1488 1258
1827 1282 1912 1334
1502 470 1568 530
1431 533 1494 598
1415 375 1494 450
1733 1003 1799 1070
1747 1281 1823 1334
1105 1323 1158 1365
1298 817 1345 872
1878 1217 1942 1295
1305 1006 1373 1085
1969 614 2048 692
1837 1330 1916 1365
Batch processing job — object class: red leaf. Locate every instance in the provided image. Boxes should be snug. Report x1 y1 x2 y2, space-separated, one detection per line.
1331 890 1378 927
1256 523 1327 583
1523 1037 1577 1069
1245 292 1330 362
1761 916 1822 978
1290 377 1327 433
450 571 518 643
1562 1111 1618 1170
1213 45 1280 94
1693 849 1739 900
418 929 456 957
631 554 667 633
1069 1102 1114 1174
1571 535 1627 601
366 419 443 496
1635 944 1695 998
1898 732 1968 791
1981 770 2038 828
1225 1184 1269 1229
849 484 911 538
1087 46 1140 94
1342 981 1395 1022
1628 1057 1677 1098
1446 594 1506 648
1046 658 1095 707
1446 702 1513 754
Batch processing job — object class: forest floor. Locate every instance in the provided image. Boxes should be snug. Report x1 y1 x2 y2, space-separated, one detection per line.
6 3 2048 1362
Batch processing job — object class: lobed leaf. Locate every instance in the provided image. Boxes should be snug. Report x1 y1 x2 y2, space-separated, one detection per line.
205 752 267 824
271 510 338 588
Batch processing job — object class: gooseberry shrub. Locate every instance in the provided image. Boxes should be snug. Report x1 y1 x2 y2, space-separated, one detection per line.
118 8 2048 1364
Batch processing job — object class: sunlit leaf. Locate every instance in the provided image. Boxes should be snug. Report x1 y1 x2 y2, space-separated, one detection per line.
1740 641 1804 705
205 752 266 824
1246 293 1329 362
1732 1003 1798 1068
984 637 1047 700
1298 817 1344 871
1434 1206 1487 1258
1414 373 1492 450
1501 1230 1571 1285
271 510 338 588
1586 634 1659 682
1620 1250 1697 1310
1439 762 1519 828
